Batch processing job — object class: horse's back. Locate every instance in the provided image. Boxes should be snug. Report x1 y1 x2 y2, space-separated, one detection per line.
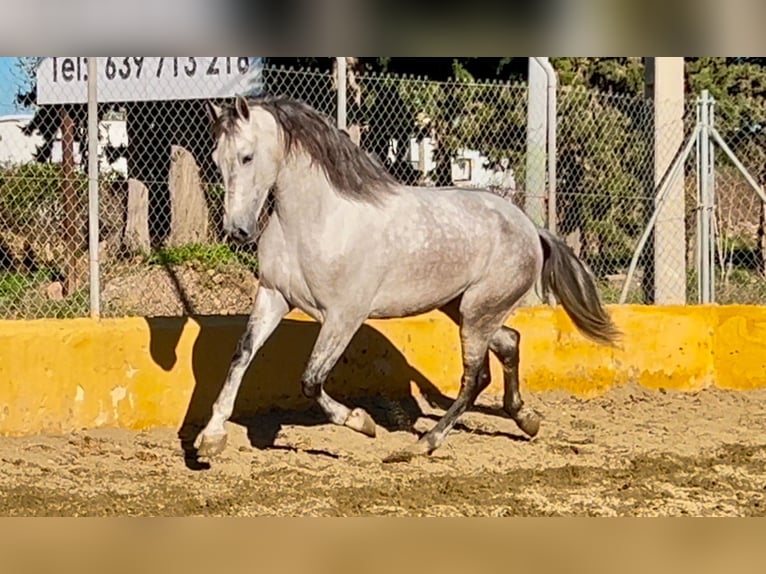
357 184 542 317
400 185 538 240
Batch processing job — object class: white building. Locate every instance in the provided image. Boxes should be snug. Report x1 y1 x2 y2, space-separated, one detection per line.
0 114 41 167
0 113 127 175
387 136 517 191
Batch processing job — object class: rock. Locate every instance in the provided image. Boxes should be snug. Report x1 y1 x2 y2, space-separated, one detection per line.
124 179 150 255
167 145 210 247
46 281 64 301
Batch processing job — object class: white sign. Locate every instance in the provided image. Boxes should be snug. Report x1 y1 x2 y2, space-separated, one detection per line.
36 57 262 105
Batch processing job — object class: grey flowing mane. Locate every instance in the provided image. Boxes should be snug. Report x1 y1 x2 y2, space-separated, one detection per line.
212 95 398 203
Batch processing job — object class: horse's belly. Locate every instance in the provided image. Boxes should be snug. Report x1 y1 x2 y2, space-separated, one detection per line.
367 269 470 319
367 299 454 320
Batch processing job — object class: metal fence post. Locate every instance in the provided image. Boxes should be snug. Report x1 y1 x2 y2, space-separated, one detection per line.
699 90 712 304
87 57 100 319
694 94 702 302
336 57 347 132
709 93 717 303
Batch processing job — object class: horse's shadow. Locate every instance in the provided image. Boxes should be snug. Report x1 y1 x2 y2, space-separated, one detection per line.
146 315 527 470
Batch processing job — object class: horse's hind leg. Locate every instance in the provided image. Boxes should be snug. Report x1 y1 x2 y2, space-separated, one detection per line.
301 315 377 438
384 314 494 463
440 299 540 438
489 326 540 438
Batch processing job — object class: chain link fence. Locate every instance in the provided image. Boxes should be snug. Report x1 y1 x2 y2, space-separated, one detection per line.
707 112 766 304
0 68 94 319
0 59 765 320
554 87 657 304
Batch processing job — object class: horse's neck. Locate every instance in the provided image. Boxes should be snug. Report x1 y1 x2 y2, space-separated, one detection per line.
274 155 339 225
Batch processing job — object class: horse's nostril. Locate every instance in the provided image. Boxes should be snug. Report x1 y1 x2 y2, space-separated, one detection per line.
231 226 249 242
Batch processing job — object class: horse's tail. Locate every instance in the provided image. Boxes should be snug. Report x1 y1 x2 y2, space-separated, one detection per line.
537 228 621 346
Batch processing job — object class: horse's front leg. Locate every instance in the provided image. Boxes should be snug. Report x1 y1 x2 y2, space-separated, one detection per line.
301 314 377 438
195 286 290 458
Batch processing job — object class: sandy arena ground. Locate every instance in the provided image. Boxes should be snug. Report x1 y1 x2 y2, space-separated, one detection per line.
0 383 765 517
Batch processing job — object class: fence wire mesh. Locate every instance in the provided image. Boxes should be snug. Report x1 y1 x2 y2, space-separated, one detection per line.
98 64 339 318
603 95 700 305
709 124 766 304
554 87 656 304
0 65 94 319
1 60 765 320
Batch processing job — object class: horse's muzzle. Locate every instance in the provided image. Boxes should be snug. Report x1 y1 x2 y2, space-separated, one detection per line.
227 224 253 244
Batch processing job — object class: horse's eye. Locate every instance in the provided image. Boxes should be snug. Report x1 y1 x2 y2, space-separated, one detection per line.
242 154 253 165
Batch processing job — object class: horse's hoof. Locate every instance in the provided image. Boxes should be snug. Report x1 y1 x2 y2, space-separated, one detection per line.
195 432 228 458
345 408 377 438
513 407 541 438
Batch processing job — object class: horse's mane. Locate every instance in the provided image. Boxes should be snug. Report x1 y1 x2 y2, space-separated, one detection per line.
212 95 398 203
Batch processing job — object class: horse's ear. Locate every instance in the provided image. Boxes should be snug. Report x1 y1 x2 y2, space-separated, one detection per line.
206 100 222 123
235 94 250 121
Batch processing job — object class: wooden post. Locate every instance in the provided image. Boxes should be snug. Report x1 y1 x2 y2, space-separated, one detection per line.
60 107 80 297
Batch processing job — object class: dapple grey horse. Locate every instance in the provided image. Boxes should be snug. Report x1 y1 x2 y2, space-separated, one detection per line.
195 94 620 462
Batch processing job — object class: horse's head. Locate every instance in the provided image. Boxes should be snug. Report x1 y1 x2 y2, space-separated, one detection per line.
208 95 281 244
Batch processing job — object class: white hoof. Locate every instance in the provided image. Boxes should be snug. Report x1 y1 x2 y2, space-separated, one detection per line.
344 408 377 438
195 431 228 458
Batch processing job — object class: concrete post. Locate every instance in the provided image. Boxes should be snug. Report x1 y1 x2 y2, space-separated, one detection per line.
522 58 549 307
525 58 548 228
645 57 687 305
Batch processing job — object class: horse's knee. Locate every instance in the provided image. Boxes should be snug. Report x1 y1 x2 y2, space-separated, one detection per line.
231 329 255 365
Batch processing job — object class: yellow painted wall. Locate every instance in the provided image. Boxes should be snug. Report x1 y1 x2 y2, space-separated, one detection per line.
0 305 764 436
